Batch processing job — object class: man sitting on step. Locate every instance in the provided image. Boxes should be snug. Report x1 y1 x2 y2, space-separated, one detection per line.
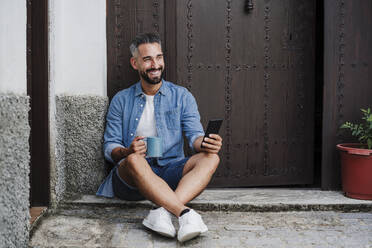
96 32 222 242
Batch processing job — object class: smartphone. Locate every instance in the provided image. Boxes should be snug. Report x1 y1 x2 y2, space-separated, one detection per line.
201 119 223 148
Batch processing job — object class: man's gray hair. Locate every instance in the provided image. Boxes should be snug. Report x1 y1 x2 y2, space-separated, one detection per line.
129 33 162 57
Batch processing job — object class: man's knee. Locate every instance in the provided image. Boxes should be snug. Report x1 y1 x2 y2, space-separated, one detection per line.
126 153 143 165
202 153 220 173
203 152 220 163
212 153 220 164
123 154 148 176
210 153 220 171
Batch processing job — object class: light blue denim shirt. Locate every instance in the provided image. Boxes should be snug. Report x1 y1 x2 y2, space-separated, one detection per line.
96 80 204 198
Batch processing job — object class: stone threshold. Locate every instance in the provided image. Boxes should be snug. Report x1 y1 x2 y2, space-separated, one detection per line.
61 188 372 212
30 207 47 226
29 207 48 237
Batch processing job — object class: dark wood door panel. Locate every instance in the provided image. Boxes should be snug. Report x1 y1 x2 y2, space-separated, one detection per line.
227 0 266 183
107 0 167 99
176 0 316 186
176 0 227 139
265 0 315 183
28 0 50 206
180 0 315 186
176 0 230 182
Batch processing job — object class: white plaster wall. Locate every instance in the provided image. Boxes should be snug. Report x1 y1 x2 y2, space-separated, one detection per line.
0 0 27 94
51 0 107 96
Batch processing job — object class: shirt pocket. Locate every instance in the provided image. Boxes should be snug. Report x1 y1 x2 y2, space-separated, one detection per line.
165 108 181 130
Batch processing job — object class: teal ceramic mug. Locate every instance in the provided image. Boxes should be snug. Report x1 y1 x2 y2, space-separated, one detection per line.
144 136 162 158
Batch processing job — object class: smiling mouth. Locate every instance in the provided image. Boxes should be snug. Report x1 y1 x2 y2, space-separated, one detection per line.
147 69 161 76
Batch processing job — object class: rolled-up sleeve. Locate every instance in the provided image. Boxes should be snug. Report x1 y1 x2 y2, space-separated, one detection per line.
181 90 205 151
103 94 126 163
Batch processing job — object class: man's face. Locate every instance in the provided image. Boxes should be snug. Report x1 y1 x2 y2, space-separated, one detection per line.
131 42 165 85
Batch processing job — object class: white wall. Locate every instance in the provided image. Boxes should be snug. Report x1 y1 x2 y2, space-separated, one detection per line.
0 0 26 94
50 0 107 96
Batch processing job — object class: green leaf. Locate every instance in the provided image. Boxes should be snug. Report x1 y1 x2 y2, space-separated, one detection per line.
340 108 372 142
368 139 372 150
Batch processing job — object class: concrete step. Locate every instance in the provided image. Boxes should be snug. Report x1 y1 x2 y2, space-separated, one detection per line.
62 188 372 212
30 207 372 247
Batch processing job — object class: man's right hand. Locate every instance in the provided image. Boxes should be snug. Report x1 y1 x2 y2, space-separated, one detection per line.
128 136 146 157
111 136 146 163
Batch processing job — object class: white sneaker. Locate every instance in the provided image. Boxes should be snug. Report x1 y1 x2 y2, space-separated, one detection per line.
177 209 208 242
142 207 176 238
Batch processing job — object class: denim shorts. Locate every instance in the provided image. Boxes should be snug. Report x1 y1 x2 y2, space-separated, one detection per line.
112 157 190 201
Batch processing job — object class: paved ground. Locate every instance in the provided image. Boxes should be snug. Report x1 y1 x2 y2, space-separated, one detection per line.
30 206 372 248
30 189 372 247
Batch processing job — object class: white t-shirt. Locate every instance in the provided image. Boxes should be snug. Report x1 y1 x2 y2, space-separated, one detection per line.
135 94 158 137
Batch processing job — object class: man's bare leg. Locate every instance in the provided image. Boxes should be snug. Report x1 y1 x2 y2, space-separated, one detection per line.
117 153 187 216
175 152 220 205
117 152 219 214
173 152 219 242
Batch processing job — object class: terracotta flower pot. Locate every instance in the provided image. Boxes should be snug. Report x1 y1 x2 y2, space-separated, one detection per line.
336 143 372 200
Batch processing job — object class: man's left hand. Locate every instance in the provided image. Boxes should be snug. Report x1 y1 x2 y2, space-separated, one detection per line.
200 134 223 154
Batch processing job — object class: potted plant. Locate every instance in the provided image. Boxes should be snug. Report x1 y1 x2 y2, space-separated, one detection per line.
337 107 372 200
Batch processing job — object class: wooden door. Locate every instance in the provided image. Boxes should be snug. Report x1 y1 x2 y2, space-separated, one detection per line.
107 0 316 187
176 0 315 186
27 0 50 206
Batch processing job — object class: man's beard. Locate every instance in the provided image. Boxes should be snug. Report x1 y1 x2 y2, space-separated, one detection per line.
140 67 164 85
